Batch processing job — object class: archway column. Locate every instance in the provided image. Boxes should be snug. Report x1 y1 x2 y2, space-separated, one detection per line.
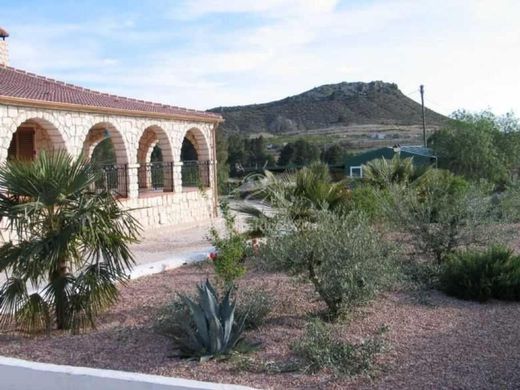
127 163 140 199
173 161 183 192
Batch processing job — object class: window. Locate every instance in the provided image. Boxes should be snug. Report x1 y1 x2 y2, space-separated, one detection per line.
349 166 363 178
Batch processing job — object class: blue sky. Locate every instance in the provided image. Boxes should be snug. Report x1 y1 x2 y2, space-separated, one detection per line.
2 0 520 115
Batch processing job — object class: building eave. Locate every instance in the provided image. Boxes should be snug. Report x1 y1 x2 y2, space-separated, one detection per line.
0 95 224 124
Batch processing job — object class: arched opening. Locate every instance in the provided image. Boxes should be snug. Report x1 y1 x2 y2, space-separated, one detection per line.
136 126 174 194
181 128 211 190
7 118 67 161
83 122 128 197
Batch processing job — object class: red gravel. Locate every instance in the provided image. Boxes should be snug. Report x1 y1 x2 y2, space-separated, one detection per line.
0 262 519 389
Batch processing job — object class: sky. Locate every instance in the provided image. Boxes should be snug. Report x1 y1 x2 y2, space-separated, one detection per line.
2 0 520 116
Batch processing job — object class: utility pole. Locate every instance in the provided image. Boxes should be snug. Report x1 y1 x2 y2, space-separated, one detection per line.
420 84 426 147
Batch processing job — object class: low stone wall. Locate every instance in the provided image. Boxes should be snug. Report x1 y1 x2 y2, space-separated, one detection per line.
121 189 216 229
0 356 255 390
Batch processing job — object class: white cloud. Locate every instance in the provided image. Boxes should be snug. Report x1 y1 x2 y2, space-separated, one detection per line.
5 0 520 115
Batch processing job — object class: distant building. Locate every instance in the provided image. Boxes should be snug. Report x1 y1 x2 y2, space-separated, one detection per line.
0 27 223 230
345 145 436 178
369 133 386 140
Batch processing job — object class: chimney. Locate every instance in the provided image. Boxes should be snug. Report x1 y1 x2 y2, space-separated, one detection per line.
0 27 9 66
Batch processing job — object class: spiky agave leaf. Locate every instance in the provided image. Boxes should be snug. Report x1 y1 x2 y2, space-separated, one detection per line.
180 294 210 350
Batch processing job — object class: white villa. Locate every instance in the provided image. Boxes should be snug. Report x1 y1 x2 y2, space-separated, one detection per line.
0 27 222 230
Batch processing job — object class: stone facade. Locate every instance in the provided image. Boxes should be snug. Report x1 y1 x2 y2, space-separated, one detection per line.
0 102 219 229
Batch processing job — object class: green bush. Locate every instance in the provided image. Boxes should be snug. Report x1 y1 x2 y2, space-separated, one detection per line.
209 201 247 285
235 288 274 330
292 319 384 376
383 169 502 263
440 246 520 302
258 210 396 317
348 184 388 222
155 280 247 360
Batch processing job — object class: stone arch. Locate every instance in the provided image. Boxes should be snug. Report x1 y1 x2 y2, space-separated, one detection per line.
136 125 174 165
5 116 68 161
82 122 129 165
82 121 129 197
136 125 174 192
179 127 210 162
179 127 211 188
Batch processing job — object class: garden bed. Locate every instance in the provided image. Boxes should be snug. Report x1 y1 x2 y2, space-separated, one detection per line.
0 262 519 389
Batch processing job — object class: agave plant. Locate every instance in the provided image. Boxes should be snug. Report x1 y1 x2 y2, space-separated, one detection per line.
172 280 247 360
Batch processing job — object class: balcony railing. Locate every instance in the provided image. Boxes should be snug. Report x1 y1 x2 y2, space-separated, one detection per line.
182 160 211 188
93 164 128 197
138 162 174 192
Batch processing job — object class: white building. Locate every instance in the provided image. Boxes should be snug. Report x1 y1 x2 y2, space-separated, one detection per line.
0 27 222 230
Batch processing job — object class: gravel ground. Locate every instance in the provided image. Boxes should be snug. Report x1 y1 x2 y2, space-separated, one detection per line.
0 262 519 390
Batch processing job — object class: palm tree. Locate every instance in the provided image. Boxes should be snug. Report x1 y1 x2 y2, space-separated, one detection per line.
0 152 140 333
237 162 350 232
363 156 417 188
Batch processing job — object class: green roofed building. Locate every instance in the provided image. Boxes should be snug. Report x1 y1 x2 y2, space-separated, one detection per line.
345 145 437 178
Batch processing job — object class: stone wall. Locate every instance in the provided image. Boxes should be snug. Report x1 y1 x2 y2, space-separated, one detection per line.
121 189 215 229
0 102 219 229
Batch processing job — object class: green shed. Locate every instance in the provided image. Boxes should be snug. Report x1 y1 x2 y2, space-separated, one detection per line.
345 145 436 178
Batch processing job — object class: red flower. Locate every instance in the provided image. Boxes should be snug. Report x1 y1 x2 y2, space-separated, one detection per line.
208 252 218 261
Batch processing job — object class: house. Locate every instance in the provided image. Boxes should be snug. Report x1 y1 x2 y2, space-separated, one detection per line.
0 27 223 230
345 145 436 178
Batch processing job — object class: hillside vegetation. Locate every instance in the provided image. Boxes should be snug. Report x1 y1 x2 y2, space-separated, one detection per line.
209 81 447 135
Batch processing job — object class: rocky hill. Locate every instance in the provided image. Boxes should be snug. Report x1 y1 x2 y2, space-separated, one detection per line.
209 81 448 135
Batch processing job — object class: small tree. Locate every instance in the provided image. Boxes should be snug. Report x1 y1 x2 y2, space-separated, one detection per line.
0 152 140 333
430 110 520 185
383 169 502 263
257 210 395 317
278 139 320 167
321 144 345 166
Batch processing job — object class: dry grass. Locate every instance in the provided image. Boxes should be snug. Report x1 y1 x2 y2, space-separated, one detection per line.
0 262 519 389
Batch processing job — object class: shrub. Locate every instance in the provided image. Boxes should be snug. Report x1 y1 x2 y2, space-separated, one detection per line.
156 280 247 360
496 183 520 222
258 210 396 317
440 246 520 302
383 169 502 263
209 201 247 285
292 319 384 376
235 288 274 330
348 184 388 222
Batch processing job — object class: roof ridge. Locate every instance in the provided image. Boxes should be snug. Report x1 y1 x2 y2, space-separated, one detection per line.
1 65 220 118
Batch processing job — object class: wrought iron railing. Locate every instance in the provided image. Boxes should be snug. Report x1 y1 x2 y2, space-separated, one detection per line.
93 164 128 197
182 160 211 188
138 162 174 192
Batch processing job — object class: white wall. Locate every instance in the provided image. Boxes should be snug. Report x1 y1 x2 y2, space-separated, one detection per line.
0 356 255 390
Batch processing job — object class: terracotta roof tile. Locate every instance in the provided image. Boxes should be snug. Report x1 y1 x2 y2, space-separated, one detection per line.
0 65 221 121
